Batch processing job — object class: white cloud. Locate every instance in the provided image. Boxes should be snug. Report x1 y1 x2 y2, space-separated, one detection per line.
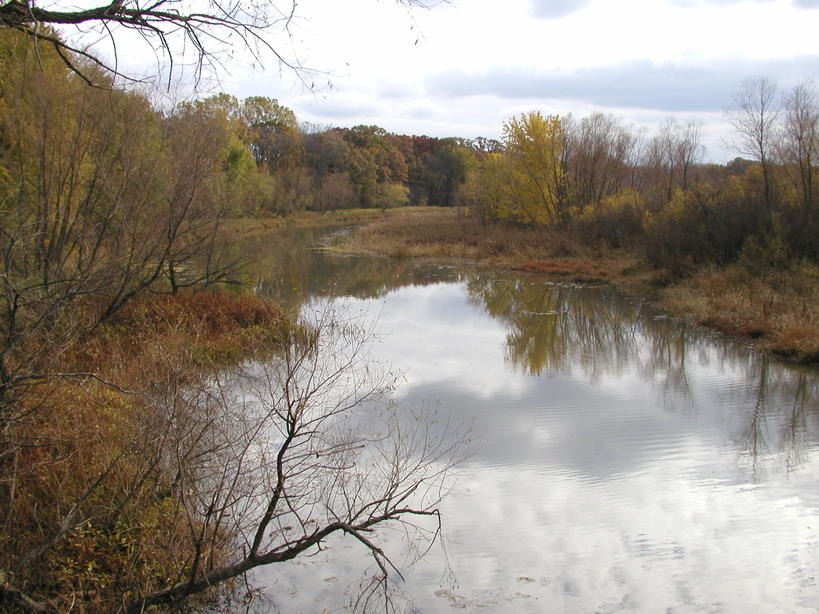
63 0 819 160
426 57 819 112
529 0 595 18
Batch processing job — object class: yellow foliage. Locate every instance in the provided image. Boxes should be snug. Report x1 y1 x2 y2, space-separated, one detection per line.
502 111 571 225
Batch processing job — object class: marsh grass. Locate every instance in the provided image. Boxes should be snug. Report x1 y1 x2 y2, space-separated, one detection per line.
223 208 395 239
340 207 656 282
341 207 575 259
663 262 819 362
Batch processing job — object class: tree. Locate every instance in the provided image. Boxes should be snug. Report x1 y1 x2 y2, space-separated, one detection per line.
635 119 704 210
123 308 464 612
728 77 781 216
674 120 704 192
462 152 516 223
472 136 504 154
568 112 636 208
503 111 571 225
0 38 255 610
240 97 302 170
780 80 818 220
304 130 353 179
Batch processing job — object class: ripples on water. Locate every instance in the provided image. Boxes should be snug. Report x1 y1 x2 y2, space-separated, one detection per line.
238 231 818 613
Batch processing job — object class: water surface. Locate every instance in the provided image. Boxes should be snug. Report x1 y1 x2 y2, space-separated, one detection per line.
240 228 819 613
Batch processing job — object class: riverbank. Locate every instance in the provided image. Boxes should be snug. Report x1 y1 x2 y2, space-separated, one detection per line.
7 290 287 611
222 208 405 239
334 206 819 364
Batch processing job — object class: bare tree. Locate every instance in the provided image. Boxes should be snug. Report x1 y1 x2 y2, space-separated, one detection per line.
779 79 818 221
2 303 466 612
123 306 466 612
569 112 636 207
728 77 781 216
675 120 704 191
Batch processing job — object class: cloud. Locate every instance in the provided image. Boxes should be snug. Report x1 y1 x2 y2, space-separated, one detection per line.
297 96 385 119
529 0 593 19
529 0 819 18
427 57 819 112
671 0 819 6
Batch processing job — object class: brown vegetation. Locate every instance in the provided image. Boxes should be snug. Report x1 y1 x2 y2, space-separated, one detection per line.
222 207 391 239
662 263 819 363
341 206 582 261
1 30 466 611
340 207 648 282
3 290 285 612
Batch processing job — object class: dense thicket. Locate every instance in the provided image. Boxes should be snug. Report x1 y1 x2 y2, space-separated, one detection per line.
0 30 260 611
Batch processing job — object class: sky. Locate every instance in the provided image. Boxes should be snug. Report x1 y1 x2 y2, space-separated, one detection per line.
81 0 819 161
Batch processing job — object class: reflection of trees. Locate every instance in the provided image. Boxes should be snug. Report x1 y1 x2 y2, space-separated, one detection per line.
735 357 819 480
739 357 770 481
226 227 819 475
465 271 819 474
783 372 814 473
224 226 460 313
643 319 697 415
467 276 665 380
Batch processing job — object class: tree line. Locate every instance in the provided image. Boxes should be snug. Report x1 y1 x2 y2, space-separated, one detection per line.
134 93 479 216
463 78 818 272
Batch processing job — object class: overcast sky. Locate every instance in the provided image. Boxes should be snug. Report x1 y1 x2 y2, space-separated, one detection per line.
105 0 819 161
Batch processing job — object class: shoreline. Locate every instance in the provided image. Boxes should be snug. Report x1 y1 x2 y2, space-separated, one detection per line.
314 206 818 365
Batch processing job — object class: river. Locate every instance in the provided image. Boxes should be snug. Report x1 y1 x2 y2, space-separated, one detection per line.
231 226 819 613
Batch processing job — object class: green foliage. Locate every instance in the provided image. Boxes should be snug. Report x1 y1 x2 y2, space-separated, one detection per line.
462 153 516 223
377 182 410 210
737 232 791 274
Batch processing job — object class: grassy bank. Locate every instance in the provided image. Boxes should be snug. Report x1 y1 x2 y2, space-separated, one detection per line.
222 207 409 239
662 264 819 363
337 206 819 364
339 206 656 282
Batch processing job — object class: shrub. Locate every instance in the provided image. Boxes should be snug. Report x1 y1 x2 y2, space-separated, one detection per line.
571 189 643 248
641 182 765 272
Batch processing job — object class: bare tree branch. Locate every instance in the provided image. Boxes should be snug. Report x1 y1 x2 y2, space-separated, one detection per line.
0 0 438 87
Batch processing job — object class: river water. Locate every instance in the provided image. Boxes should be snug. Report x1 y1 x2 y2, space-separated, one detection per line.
233 227 819 613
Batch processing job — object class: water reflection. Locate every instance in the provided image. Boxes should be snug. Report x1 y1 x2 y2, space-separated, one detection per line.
230 227 819 613
464 274 819 478
228 226 462 313
467 276 645 377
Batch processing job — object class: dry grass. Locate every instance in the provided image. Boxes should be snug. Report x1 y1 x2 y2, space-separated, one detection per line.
339 207 654 284
223 208 391 239
340 207 577 261
8 290 289 610
663 263 819 363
